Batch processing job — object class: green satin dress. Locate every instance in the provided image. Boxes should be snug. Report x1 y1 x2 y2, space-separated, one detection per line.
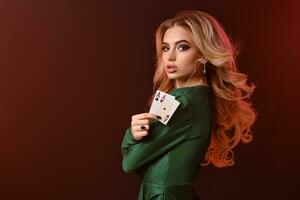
121 85 213 200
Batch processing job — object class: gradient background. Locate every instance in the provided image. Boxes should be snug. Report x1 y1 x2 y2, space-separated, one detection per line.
0 0 299 199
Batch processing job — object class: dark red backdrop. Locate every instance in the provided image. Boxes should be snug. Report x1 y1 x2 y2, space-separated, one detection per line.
0 0 299 199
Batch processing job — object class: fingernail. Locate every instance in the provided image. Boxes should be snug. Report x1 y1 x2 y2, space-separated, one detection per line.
156 116 161 119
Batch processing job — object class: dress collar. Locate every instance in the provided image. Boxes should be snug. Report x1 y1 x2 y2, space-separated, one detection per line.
170 85 210 93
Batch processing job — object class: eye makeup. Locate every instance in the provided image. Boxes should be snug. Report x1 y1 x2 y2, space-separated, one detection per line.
161 43 190 52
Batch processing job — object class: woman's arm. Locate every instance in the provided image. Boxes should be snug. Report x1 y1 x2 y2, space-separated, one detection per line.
121 94 195 174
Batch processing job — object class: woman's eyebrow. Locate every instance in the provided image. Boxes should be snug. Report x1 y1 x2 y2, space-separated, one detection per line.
162 39 190 45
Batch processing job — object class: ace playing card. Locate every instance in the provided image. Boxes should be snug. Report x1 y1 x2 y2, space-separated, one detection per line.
149 90 180 125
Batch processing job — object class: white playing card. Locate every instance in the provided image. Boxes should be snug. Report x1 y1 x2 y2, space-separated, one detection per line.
149 90 175 114
156 96 180 125
149 90 180 125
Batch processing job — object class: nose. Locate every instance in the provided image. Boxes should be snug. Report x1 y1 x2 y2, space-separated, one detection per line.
167 49 176 61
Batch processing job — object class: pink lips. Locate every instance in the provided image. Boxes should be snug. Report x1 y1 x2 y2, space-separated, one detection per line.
166 65 177 73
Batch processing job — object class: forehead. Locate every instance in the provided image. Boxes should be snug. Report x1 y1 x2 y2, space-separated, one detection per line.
163 25 193 44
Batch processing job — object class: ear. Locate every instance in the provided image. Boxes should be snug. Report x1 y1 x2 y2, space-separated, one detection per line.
199 57 207 64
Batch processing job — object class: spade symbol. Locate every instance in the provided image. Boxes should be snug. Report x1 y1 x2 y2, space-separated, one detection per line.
155 92 160 101
163 115 170 122
160 95 166 103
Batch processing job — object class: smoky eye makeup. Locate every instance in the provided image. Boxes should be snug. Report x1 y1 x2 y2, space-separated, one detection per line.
177 43 190 51
161 44 190 52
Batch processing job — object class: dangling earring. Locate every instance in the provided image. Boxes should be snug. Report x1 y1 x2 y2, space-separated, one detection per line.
199 57 207 75
202 63 206 75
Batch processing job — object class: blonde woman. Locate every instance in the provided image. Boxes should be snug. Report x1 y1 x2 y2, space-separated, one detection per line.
121 10 257 200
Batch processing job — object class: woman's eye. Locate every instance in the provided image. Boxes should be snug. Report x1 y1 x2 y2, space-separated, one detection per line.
161 46 169 52
178 44 190 51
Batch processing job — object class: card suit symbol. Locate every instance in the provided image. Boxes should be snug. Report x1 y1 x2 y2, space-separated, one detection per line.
163 115 169 122
160 95 166 103
155 92 160 101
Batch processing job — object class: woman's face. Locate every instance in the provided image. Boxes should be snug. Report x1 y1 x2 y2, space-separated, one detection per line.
161 25 200 84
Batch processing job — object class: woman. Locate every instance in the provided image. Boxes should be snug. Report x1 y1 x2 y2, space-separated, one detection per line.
121 10 257 200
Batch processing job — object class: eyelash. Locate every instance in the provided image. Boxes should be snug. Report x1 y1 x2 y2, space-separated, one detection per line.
161 44 190 52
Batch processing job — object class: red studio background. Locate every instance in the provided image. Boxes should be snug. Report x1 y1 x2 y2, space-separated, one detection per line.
0 0 299 199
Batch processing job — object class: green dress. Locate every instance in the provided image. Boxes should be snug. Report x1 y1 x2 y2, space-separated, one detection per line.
121 85 213 200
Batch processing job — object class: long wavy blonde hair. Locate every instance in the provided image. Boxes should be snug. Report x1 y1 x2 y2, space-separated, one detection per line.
146 10 257 168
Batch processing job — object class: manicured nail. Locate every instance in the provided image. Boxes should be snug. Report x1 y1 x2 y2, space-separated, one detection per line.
156 116 161 119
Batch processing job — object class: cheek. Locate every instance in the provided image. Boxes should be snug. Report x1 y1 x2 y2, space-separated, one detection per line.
180 53 197 66
161 54 168 63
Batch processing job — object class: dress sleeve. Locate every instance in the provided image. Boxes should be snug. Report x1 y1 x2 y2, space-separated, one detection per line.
121 93 195 174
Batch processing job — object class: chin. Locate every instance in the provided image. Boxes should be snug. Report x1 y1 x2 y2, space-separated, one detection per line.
166 72 179 78
167 72 186 80
166 74 178 80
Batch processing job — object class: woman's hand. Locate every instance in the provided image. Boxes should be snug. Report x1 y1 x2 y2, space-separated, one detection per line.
130 113 161 141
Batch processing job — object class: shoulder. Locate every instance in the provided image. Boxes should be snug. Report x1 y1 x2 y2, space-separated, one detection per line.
169 86 212 107
169 92 194 111
166 92 195 125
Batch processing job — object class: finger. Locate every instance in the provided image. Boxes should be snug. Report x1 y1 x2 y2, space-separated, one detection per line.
143 124 149 131
145 113 161 120
134 124 149 131
132 119 150 126
132 113 160 120
132 125 145 132
137 124 149 131
132 113 149 120
132 125 140 133
137 130 148 137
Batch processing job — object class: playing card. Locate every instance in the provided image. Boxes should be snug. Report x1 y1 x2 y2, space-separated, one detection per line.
149 90 175 114
149 90 180 125
156 95 180 125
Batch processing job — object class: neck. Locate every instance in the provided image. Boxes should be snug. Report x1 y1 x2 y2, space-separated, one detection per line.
175 76 208 89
